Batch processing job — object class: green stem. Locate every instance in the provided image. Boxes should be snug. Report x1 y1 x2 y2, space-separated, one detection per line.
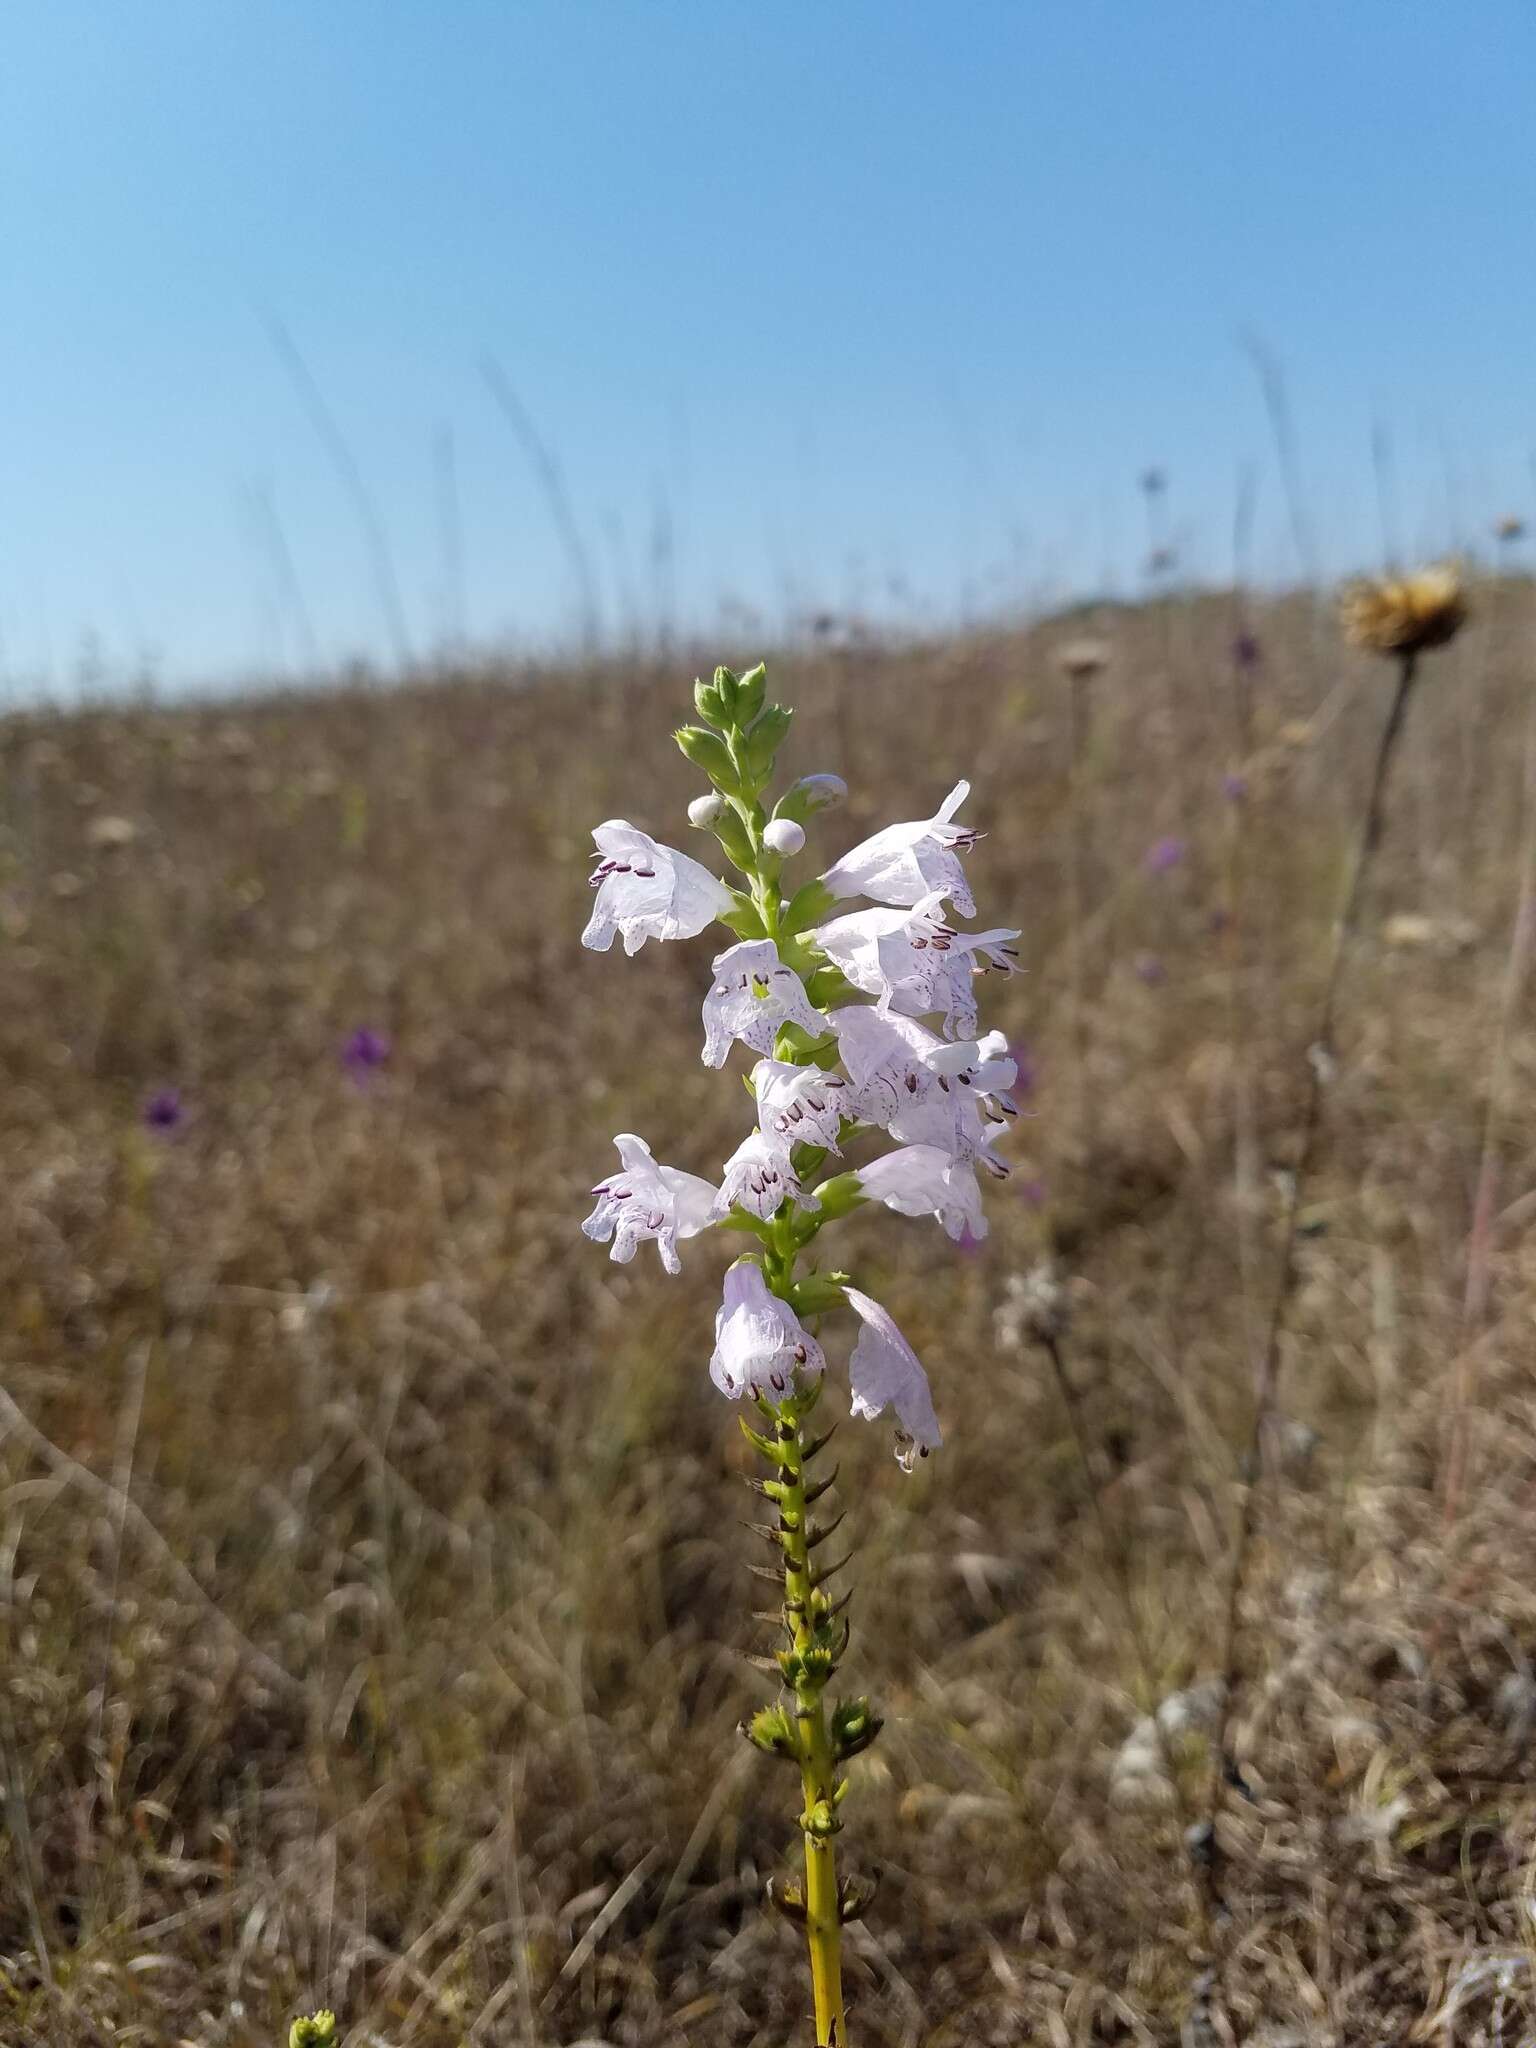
776 1401 847 2045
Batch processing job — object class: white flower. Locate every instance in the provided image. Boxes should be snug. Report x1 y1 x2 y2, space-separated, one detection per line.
710 1260 826 1400
582 1134 719 1273
821 780 980 916
813 889 1020 1039
687 793 724 828
714 1129 819 1222
845 1286 941 1462
752 1057 850 1159
763 817 806 855
701 939 826 1068
582 821 735 955
829 1008 1016 1171
855 1144 987 1243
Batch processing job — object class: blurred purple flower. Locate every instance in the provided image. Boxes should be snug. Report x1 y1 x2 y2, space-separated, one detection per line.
1006 1038 1038 1100
1143 836 1187 875
1221 772 1249 802
1233 631 1262 670
341 1027 391 1085
1133 953 1167 986
955 1220 986 1258
142 1088 184 1133
1019 1178 1049 1207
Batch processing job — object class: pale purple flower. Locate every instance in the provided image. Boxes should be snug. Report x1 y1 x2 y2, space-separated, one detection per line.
142 1088 184 1133
812 889 1020 1041
1221 772 1249 802
713 1128 819 1223
1019 1177 1049 1207
1144 836 1187 876
844 1287 942 1462
821 780 980 917
701 939 824 1068
1133 953 1166 986
583 820 734 955
583 1134 718 1274
830 1008 1016 1172
856 1144 988 1244
710 1260 825 1401
752 1057 850 1160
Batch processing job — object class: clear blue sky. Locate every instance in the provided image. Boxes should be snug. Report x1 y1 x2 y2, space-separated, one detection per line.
3 2 1534 689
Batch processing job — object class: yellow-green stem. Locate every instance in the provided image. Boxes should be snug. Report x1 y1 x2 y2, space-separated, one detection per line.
775 1406 847 2047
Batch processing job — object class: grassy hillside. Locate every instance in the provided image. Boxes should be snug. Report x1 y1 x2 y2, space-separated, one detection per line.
4 586 1536 2045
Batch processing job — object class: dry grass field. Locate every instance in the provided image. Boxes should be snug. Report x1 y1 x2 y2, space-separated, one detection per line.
4 584 1536 2045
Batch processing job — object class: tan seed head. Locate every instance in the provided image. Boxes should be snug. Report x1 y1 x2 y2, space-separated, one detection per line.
1339 561 1467 658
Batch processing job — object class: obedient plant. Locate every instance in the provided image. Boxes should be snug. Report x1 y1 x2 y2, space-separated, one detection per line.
581 662 1020 2045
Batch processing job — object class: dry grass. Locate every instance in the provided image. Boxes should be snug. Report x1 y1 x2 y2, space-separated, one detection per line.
3 586 1536 2045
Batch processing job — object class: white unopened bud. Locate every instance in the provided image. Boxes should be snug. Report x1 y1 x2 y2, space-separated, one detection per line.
763 818 805 856
687 793 724 829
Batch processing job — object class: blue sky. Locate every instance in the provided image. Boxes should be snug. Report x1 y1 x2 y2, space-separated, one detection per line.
2 2 1534 689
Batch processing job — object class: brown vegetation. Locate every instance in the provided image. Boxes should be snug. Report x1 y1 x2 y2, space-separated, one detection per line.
3 584 1536 2044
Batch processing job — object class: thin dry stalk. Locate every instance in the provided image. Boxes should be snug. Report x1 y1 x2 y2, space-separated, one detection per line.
1441 677 1536 1529
1200 651 1419 1924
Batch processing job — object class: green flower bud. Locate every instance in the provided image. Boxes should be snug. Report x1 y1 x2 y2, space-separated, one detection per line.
774 773 847 825
743 704 793 781
803 1798 842 1838
713 664 741 715
783 879 837 935
788 1272 850 1317
741 1703 801 1760
694 676 729 726
831 1696 883 1760
674 724 740 791
290 2015 338 2048
734 661 768 725
810 1172 866 1221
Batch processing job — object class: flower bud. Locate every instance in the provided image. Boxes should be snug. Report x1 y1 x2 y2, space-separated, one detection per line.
734 661 768 726
688 793 724 828
772 772 845 827
740 1703 801 1760
742 704 793 780
809 1173 866 1221
674 724 741 791
693 676 729 727
763 818 805 856
831 1695 883 1760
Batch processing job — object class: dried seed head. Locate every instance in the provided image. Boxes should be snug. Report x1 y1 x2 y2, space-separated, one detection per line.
1055 636 1111 681
1339 561 1467 657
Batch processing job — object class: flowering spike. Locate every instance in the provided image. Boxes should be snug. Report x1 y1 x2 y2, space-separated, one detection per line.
578 659 1020 2045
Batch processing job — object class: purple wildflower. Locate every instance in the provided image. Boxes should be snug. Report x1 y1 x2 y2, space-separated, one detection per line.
1006 1038 1038 1100
1018 1178 1049 1208
1133 953 1167 986
1233 631 1262 670
341 1027 391 1085
142 1088 184 1133
1143 836 1187 876
1221 772 1249 802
